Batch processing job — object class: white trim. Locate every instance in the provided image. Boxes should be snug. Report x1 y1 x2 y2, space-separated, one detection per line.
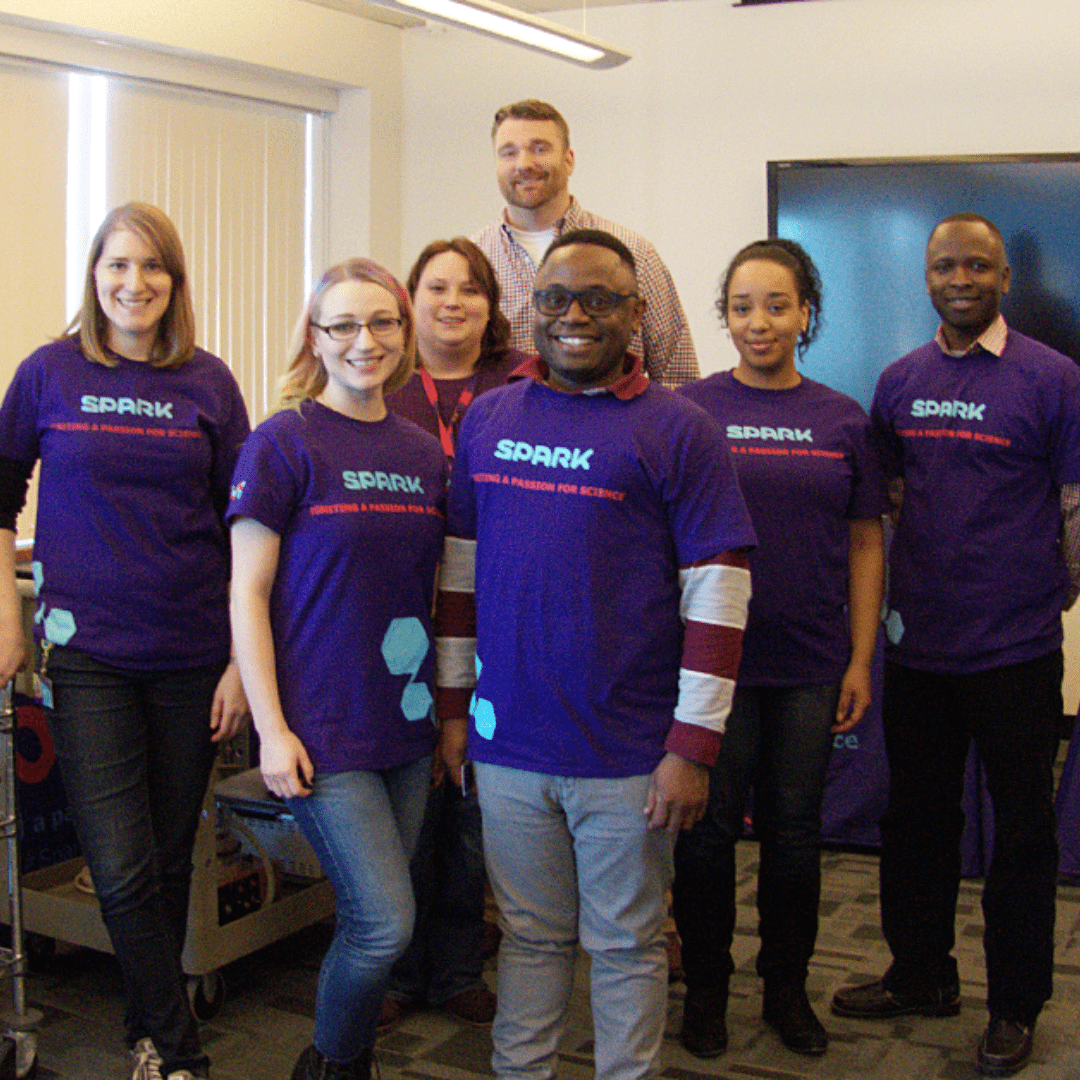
0 15 339 112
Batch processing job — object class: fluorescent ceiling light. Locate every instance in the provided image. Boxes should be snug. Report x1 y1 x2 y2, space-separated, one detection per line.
306 0 630 68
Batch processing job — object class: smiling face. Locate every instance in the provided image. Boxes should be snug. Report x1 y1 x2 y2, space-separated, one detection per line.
532 243 643 392
312 280 404 414
413 250 491 368
94 228 173 359
494 118 574 221
926 220 1011 352
726 258 809 389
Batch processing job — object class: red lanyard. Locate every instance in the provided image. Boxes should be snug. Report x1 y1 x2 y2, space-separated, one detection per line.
420 368 477 458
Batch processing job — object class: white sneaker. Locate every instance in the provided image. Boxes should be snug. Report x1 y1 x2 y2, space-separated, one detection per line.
131 1038 164 1080
166 1072 200 1080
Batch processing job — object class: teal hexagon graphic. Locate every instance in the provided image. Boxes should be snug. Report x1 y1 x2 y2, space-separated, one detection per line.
381 617 429 677
474 697 496 740
30 561 43 596
469 655 483 717
884 609 905 645
401 681 433 722
43 608 76 645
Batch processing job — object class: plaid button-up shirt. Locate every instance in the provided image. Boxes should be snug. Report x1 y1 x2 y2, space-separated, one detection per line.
474 197 699 389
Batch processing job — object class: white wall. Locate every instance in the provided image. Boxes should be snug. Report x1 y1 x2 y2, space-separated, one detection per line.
400 0 1080 710
400 0 1080 370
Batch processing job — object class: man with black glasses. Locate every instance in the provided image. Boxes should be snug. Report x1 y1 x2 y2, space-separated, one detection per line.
435 229 754 1080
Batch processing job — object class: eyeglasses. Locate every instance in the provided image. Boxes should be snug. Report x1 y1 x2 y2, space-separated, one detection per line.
311 317 404 342
533 286 640 318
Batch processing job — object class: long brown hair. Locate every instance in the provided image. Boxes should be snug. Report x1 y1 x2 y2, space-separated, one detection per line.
70 202 196 369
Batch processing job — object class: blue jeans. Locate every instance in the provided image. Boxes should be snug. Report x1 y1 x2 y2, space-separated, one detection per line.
476 763 673 1080
673 683 838 991
287 756 431 1062
388 775 487 1005
46 645 221 1077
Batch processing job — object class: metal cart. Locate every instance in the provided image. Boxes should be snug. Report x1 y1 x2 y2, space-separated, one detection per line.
0 582 335 1021
0 735 335 1020
0 682 41 1078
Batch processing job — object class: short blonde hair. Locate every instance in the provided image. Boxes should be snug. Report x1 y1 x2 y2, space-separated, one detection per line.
71 202 195 369
278 259 416 410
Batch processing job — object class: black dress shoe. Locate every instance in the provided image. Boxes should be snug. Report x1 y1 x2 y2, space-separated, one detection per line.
680 986 728 1058
831 977 961 1019
763 982 828 1056
976 1017 1034 1077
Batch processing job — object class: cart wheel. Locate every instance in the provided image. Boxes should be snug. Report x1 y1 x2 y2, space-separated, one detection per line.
189 972 226 1021
9 1031 37 1079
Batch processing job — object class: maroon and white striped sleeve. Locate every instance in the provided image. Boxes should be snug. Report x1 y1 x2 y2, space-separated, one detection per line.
435 535 477 721
666 550 752 766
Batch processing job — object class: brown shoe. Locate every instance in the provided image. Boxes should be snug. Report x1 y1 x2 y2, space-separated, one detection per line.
442 986 497 1025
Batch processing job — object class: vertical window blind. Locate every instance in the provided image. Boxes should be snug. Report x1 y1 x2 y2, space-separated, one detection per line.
104 77 322 423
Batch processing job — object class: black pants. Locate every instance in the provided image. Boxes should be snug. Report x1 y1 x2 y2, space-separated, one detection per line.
47 646 220 1076
673 683 838 994
879 651 1061 1024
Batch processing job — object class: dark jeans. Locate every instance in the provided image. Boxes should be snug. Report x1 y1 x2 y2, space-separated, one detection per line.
673 683 838 993
46 646 221 1077
879 652 1062 1024
388 775 487 1005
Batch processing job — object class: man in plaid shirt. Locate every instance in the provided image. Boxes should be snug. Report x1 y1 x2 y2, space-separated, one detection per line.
474 99 699 389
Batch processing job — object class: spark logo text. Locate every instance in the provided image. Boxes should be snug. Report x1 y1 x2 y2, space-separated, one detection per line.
493 439 594 470
725 425 812 443
81 395 174 419
911 399 986 421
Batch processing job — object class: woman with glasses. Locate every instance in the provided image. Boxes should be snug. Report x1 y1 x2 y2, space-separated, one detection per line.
0 202 250 1080
229 258 447 1080
672 240 886 1059
381 238 524 1027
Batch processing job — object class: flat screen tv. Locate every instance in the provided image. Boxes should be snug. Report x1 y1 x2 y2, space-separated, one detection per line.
768 155 1080 408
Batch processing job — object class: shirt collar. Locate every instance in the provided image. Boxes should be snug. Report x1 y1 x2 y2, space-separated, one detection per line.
510 352 649 400
500 195 583 237
934 314 1008 357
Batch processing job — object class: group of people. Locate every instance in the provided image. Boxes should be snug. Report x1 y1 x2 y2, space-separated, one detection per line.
0 95 1074 1080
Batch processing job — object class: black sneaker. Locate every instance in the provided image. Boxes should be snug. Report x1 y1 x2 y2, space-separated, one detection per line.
831 977 960 1019
290 1045 373 1080
976 1018 1034 1078
680 986 728 1058
763 982 828 1056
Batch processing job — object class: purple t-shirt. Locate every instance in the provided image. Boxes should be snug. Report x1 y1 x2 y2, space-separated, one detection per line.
448 376 756 778
680 372 886 686
226 401 447 773
871 329 1080 672
0 337 249 669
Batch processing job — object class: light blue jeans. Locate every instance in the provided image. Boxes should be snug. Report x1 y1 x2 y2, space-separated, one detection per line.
288 756 431 1062
475 763 673 1080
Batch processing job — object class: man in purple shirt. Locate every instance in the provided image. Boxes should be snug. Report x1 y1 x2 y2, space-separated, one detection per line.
831 214 1080 1079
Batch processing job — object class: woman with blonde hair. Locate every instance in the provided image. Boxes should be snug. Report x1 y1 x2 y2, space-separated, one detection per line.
0 202 250 1080
229 258 448 1080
